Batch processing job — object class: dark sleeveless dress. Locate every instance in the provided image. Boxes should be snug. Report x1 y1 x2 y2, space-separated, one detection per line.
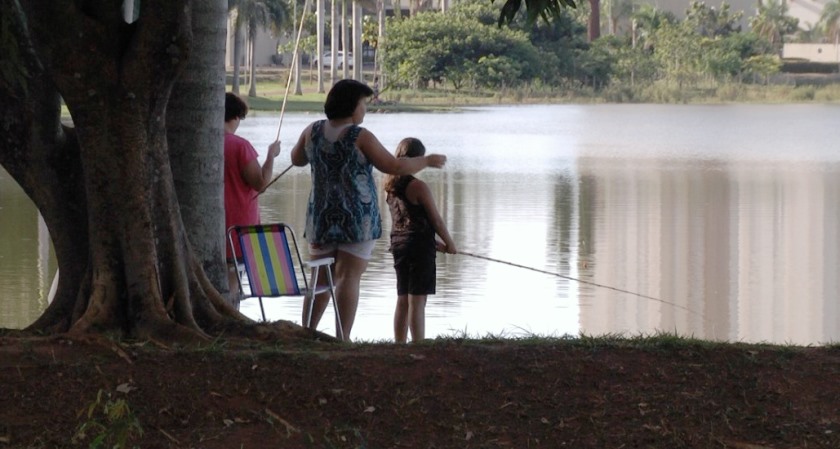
386 175 437 294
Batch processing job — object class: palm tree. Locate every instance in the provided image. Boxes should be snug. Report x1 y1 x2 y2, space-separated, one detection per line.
749 0 798 54
228 0 290 96
316 0 326 92
819 0 840 43
792 23 821 43
630 4 674 50
603 0 632 35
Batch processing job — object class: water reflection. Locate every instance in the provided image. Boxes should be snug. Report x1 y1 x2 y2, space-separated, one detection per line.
2 104 839 345
577 158 840 344
0 173 56 329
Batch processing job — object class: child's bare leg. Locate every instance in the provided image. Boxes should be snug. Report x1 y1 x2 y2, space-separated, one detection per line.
394 295 409 343
408 294 427 342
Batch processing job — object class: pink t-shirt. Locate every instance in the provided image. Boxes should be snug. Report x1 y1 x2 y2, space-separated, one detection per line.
224 132 260 257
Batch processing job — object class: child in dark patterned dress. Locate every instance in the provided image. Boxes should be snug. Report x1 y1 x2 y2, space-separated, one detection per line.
384 138 457 343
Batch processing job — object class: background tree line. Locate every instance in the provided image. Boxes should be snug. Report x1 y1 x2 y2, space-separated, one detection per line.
378 0 840 92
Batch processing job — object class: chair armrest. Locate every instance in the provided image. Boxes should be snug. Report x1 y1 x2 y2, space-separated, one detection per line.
305 257 335 268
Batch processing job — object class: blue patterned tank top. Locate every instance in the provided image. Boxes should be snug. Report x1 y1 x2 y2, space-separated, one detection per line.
303 120 382 244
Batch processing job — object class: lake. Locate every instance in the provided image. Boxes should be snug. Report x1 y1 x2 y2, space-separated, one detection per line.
2 104 839 345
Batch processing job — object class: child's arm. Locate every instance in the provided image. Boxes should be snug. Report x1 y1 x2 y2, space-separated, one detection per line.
406 179 457 254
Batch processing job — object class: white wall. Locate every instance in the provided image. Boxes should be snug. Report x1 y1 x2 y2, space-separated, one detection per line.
783 43 840 62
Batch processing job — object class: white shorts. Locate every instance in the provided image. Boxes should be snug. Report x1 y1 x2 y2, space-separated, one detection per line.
309 240 377 261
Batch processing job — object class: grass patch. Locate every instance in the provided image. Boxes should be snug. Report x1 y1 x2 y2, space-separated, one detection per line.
72 389 143 449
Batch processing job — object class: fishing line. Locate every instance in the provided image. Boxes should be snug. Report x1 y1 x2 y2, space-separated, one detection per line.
459 250 704 318
257 0 310 197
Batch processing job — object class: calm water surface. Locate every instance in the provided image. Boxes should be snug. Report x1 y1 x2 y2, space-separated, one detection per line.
2 104 839 344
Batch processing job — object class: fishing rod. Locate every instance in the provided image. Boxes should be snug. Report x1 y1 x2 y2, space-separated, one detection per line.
256 0 310 197
458 250 704 318
253 164 293 200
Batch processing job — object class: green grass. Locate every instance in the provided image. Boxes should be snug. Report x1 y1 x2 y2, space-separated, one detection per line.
72 389 143 449
349 330 836 350
235 74 840 114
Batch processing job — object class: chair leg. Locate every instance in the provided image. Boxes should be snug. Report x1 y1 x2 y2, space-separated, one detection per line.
304 267 320 329
325 268 343 341
258 298 266 322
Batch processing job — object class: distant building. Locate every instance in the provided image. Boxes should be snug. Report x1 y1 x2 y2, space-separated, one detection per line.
224 16 285 70
784 0 840 63
783 43 840 62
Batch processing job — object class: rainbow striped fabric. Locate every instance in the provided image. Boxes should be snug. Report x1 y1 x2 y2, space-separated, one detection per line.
237 224 301 297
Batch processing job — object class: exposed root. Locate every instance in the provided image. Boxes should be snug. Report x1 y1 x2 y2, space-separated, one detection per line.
136 321 209 345
204 318 339 343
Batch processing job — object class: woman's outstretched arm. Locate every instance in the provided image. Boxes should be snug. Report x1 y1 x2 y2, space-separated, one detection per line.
356 129 446 175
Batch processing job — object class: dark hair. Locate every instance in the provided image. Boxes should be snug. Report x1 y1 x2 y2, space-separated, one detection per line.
225 92 248 122
384 138 426 192
394 137 426 158
324 79 374 120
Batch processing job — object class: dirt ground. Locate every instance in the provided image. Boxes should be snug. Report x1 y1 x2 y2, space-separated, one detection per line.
1 331 838 449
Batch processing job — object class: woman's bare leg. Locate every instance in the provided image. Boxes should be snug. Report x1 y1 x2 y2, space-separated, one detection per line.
332 250 369 341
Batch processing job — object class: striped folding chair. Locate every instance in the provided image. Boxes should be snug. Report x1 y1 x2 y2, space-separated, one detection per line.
227 223 342 340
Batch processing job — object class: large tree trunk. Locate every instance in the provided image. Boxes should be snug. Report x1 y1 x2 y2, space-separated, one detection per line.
6 0 246 341
168 0 229 300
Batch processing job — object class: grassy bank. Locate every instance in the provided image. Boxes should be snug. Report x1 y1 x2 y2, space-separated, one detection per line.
230 68 840 113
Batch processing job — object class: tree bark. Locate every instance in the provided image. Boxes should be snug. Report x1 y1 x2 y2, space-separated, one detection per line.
588 0 601 42
169 0 229 300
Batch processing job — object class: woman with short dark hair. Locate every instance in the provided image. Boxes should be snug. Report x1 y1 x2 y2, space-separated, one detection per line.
290 79 447 341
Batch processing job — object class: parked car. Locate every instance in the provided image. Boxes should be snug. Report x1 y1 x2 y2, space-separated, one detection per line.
317 51 353 69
